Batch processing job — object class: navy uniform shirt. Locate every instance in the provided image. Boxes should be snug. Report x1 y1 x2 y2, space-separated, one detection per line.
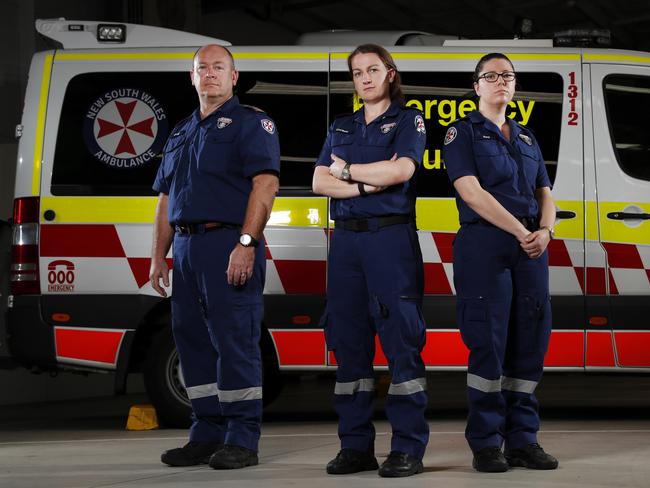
315 102 426 220
153 96 280 225
442 110 551 224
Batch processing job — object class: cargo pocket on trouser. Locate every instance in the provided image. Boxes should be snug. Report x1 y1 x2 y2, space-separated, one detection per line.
372 294 426 384
513 293 551 356
458 297 505 384
537 294 552 355
214 305 262 384
514 292 552 371
457 297 489 351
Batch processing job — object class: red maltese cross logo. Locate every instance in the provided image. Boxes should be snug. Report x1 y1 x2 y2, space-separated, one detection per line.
94 99 156 156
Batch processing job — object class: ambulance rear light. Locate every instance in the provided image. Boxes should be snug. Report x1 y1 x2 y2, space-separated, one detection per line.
10 244 39 293
97 24 126 43
10 197 40 295
13 196 39 224
12 223 38 246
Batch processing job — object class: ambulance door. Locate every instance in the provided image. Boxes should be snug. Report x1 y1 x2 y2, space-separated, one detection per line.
39 51 206 369
589 59 650 368
40 53 202 298
231 50 331 370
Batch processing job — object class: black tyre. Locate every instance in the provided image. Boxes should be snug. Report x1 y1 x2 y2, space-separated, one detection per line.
260 327 285 406
143 326 285 427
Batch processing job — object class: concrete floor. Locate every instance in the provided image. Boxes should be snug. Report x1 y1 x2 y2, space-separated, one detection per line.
1 373 649 488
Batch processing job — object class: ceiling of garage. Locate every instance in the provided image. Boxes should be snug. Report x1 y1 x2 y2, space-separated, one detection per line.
197 0 650 51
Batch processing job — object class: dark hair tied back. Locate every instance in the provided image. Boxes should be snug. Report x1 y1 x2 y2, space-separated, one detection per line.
473 52 515 82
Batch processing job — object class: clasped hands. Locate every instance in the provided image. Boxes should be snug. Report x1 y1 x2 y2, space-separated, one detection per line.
519 229 551 259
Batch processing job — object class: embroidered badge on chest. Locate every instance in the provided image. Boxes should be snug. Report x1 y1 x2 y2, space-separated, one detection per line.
414 114 426 134
261 118 275 134
380 122 396 134
444 126 457 145
216 117 232 129
519 133 533 146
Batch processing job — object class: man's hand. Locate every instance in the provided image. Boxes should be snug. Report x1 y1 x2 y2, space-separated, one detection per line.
149 258 170 297
520 229 551 259
329 154 347 179
227 244 255 286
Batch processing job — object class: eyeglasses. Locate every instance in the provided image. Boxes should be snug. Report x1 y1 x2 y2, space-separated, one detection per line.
477 71 516 83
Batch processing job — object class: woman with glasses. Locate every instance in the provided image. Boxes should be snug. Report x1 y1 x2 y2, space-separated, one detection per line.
442 53 558 473
312 44 428 478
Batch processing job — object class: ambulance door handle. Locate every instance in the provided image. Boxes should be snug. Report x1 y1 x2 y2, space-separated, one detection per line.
607 212 650 221
556 210 576 220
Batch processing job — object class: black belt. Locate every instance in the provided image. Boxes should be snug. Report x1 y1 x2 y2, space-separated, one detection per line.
174 222 241 234
470 216 539 233
334 214 413 232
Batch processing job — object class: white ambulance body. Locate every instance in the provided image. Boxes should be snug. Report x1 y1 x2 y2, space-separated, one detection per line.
4 19 649 425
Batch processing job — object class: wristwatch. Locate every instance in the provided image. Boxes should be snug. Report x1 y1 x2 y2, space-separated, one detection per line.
239 233 259 248
340 163 351 181
541 226 555 240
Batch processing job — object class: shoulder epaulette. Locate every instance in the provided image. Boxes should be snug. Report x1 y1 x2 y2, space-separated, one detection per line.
449 115 469 125
167 114 193 137
515 120 536 136
331 113 355 132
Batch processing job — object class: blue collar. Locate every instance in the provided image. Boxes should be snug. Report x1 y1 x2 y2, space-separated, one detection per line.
468 109 522 140
193 95 239 124
353 100 401 124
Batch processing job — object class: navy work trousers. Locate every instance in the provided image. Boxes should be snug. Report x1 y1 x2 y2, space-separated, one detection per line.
171 228 265 451
323 222 429 460
453 223 552 453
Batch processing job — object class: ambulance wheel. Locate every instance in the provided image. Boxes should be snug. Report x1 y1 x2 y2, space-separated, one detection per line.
143 328 192 428
261 327 284 407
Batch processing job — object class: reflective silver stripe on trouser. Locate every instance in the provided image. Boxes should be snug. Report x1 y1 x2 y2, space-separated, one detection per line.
501 376 538 394
185 382 219 400
184 383 262 402
467 373 502 393
388 377 427 395
217 386 263 403
334 378 375 395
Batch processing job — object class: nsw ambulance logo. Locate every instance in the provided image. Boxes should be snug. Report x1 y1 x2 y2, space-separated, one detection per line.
84 88 168 169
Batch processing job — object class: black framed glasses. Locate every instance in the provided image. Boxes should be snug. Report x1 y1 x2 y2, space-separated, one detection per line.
477 71 516 83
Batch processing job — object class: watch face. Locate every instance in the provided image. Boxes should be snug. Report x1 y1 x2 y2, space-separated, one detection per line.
240 234 252 246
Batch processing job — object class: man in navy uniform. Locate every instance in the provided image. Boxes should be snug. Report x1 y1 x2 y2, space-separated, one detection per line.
150 44 280 470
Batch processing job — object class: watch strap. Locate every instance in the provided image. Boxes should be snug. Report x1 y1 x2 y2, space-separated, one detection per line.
358 182 367 196
240 233 260 247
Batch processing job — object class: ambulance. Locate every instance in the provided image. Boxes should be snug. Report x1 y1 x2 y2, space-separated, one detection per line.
2 18 649 426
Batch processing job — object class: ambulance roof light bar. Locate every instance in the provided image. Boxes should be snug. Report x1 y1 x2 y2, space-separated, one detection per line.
443 39 553 48
36 18 231 49
296 30 458 46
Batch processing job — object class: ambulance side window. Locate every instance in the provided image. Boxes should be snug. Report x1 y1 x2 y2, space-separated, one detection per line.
52 72 196 196
603 74 650 181
52 71 327 196
236 72 328 195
